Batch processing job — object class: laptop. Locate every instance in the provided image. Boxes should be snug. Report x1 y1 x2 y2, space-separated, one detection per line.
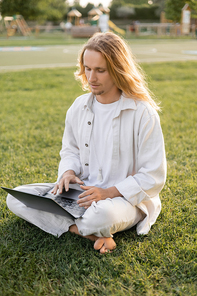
2 186 86 218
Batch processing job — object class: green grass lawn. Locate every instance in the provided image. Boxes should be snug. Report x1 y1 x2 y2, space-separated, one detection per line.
0 31 195 47
0 62 196 295
0 32 87 47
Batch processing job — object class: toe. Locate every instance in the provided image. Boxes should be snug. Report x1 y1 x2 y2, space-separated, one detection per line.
100 245 110 254
94 238 105 250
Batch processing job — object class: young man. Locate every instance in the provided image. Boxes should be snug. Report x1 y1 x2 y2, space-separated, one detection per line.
7 32 166 253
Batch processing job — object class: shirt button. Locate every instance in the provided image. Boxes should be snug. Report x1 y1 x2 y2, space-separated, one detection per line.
85 143 88 147
85 163 89 166
88 121 91 125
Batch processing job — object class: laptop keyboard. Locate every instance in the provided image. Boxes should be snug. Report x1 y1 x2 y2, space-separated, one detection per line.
54 195 85 216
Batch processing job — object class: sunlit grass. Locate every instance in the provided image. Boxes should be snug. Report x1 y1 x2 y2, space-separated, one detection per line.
0 32 88 47
0 62 196 295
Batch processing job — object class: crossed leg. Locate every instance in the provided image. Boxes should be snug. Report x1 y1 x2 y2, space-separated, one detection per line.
71 197 143 254
6 183 143 253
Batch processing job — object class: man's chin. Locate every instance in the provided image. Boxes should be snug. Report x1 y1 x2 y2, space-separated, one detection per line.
91 90 104 96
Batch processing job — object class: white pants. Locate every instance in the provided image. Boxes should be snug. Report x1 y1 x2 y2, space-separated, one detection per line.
6 183 144 238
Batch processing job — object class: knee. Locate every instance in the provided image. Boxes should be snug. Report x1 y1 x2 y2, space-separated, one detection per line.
6 194 17 213
6 194 11 209
96 199 118 221
83 198 119 228
6 185 32 214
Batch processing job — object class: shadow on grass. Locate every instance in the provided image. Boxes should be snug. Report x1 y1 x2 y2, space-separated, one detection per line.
1 213 145 294
1 212 145 256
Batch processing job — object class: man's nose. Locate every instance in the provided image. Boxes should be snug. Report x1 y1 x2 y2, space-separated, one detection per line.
89 70 97 82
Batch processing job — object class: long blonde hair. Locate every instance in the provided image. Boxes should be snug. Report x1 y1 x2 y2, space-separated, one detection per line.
75 32 160 111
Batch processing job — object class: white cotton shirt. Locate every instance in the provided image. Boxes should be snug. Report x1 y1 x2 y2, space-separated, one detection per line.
58 93 167 235
85 97 120 188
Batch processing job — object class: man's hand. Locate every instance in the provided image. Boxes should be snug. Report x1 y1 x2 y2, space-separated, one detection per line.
52 170 84 194
77 185 122 209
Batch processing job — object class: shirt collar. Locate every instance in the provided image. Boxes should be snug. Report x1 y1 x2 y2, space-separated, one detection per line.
119 93 137 111
82 92 137 113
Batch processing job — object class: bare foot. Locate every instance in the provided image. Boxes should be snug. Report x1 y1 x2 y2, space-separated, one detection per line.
69 224 97 241
69 224 116 254
94 237 116 254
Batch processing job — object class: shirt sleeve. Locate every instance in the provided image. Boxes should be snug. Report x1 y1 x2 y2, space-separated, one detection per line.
115 112 167 206
57 107 82 181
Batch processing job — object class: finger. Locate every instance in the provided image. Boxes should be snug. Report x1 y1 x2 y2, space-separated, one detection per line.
63 179 70 192
58 179 65 194
51 184 58 195
77 192 96 205
75 177 84 185
78 188 94 198
80 185 93 190
78 199 93 208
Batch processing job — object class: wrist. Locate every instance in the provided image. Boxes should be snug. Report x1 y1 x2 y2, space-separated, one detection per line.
63 170 76 176
106 186 123 199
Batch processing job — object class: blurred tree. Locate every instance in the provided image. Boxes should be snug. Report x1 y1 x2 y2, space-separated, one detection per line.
37 0 68 22
119 0 148 4
0 0 40 19
73 0 80 6
165 0 197 22
110 0 160 20
165 0 186 22
0 0 68 21
109 0 124 19
152 0 166 14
